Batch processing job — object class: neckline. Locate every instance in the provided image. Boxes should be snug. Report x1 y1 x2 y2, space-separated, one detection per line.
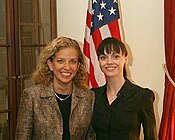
54 92 72 101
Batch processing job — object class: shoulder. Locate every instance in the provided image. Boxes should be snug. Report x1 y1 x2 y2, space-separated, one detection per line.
23 84 45 93
91 84 106 93
24 84 44 91
74 85 95 99
90 84 107 99
22 84 50 97
128 80 155 101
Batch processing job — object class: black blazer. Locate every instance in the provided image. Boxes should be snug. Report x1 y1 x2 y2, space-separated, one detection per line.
91 79 157 140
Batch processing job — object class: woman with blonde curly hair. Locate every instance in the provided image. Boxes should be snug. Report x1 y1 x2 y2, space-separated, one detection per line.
15 37 95 140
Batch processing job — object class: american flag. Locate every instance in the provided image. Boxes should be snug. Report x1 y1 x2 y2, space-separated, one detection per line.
83 0 121 88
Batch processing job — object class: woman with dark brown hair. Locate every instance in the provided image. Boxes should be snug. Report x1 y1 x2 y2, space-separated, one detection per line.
91 37 157 140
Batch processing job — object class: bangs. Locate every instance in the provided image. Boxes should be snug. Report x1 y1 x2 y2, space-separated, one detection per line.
97 41 124 59
97 37 128 59
104 43 121 54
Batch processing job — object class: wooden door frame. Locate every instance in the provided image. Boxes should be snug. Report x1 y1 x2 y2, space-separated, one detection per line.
2 0 57 139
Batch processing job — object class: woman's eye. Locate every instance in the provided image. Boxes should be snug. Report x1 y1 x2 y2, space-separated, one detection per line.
113 55 119 59
57 59 64 64
69 60 77 64
99 56 106 61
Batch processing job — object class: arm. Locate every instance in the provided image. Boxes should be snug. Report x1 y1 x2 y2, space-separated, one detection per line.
86 90 96 140
140 89 158 140
86 124 96 140
15 89 33 140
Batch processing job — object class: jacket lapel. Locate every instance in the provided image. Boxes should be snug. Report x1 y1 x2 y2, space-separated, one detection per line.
70 85 82 114
40 84 61 114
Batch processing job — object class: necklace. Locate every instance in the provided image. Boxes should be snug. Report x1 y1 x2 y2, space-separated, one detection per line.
111 95 116 99
111 92 121 100
54 93 72 101
108 93 118 102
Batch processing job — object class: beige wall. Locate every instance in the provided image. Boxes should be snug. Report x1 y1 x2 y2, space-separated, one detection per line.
57 0 165 133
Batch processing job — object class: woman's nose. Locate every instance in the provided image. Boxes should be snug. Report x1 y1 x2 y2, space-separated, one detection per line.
107 57 113 63
64 62 71 70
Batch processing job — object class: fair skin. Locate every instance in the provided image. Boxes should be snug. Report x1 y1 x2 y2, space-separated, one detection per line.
47 47 80 95
99 50 128 104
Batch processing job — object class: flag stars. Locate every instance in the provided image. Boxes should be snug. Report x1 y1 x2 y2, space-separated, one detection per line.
113 0 118 3
91 22 93 27
97 12 103 21
91 9 95 15
89 0 119 32
93 0 97 4
108 7 116 15
100 1 106 9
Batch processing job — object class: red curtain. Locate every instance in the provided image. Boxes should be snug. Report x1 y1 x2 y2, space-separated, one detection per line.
159 0 175 139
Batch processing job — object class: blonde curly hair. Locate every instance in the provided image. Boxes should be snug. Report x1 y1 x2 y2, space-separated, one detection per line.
32 37 88 88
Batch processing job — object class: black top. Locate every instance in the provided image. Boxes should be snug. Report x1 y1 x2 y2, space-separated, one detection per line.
55 93 72 140
91 79 157 140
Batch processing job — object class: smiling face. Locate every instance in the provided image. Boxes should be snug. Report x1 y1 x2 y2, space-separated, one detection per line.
97 37 128 79
47 47 80 86
99 49 128 78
